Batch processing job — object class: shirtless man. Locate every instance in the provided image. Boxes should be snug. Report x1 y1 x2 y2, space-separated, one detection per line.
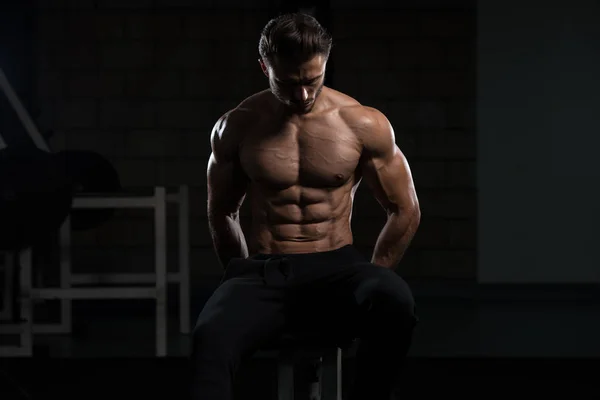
192 13 421 400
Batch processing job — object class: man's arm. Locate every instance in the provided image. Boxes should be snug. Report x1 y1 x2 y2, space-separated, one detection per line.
207 110 249 269
359 108 421 269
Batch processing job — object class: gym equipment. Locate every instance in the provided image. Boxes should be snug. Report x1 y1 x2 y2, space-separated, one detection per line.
0 60 190 358
257 333 355 400
54 149 121 230
0 147 122 250
0 66 122 247
0 67 50 152
0 145 73 251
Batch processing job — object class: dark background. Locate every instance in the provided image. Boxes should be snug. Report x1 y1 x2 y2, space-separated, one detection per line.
1 0 599 399
2 0 476 281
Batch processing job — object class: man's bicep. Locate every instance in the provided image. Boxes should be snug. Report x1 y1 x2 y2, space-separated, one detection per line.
206 109 249 216
207 152 248 216
358 108 419 215
362 146 418 214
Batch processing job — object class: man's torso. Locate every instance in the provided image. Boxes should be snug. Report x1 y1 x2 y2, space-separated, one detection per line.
234 87 371 255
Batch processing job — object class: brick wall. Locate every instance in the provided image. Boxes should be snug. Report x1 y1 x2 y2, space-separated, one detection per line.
33 1 476 280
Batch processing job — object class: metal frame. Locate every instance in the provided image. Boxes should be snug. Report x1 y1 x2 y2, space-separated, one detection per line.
0 64 54 356
0 249 33 357
43 187 169 356
0 67 49 151
277 346 343 400
63 185 191 336
0 186 191 357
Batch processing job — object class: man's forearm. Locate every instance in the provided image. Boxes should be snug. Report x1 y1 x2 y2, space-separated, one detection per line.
208 212 249 269
371 208 420 269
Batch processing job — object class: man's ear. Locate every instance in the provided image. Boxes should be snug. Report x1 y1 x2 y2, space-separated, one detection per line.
258 58 269 77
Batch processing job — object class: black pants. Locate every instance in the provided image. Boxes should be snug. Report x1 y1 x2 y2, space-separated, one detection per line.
191 245 418 400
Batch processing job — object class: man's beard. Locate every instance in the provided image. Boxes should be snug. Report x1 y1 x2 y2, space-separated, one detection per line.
270 82 324 114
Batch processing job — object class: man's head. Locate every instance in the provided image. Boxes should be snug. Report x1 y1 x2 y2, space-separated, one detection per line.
258 13 333 114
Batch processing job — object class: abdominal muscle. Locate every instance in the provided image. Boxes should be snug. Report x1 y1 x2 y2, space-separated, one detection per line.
248 185 355 255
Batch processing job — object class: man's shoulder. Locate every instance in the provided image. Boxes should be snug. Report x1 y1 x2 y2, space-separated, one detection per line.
330 92 393 151
338 105 389 141
339 106 386 129
237 89 274 113
322 87 384 127
213 91 270 139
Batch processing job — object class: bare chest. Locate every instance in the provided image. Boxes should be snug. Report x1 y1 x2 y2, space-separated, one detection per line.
240 119 362 189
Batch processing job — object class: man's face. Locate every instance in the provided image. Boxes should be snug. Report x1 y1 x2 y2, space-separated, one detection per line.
260 54 327 114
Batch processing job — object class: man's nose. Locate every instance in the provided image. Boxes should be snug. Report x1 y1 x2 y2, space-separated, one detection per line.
293 86 309 102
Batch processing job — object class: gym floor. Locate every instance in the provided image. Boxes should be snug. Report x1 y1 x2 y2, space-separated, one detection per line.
2 280 600 399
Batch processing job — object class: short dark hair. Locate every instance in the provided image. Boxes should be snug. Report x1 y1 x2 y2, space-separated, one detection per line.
259 13 333 64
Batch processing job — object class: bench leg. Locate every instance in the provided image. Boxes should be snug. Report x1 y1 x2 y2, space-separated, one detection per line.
309 359 322 400
278 355 295 400
320 347 342 400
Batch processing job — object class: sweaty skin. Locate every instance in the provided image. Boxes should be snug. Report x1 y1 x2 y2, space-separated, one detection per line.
207 58 420 269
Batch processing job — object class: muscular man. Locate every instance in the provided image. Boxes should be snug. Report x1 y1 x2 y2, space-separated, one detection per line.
193 13 421 400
